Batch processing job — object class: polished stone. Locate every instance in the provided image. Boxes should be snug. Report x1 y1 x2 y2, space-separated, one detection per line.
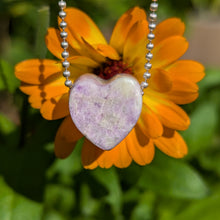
69 74 142 150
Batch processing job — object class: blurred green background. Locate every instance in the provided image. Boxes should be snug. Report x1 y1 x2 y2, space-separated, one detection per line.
0 0 220 219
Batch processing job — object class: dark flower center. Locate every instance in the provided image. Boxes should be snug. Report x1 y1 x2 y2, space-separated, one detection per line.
94 60 133 80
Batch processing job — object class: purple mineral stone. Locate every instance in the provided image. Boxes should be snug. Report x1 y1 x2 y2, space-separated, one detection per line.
69 73 142 151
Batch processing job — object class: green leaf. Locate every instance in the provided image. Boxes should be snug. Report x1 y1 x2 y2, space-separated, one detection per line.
199 150 220 176
131 191 156 220
199 69 220 93
44 184 75 215
0 71 6 90
42 210 66 220
0 176 42 220
0 60 19 93
0 119 55 201
0 113 16 135
47 138 83 185
35 6 50 58
0 113 18 148
9 2 34 17
123 188 140 203
182 102 218 156
174 190 220 220
0 145 52 202
92 168 122 216
138 152 210 199
5 37 34 64
80 183 100 217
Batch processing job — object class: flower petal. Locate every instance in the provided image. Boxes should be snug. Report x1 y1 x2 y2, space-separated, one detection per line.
154 18 185 46
28 95 43 109
166 60 205 83
68 56 100 81
110 7 147 54
15 59 62 85
152 36 188 69
96 150 115 169
126 126 155 166
148 69 172 93
20 56 97 104
81 139 103 169
45 28 78 59
40 93 69 120
80 38 106 63
20 76 68 100
95 44 120 60
57 8 108 60
19 56 97 112
138 104 163 138
97 140 132 169
143 92 190 130
69 56 99 68
62 8 107 46
123 20 148 67
55 116 83 158
165 78 199 104
46 27 91 61
45 28 63 59
58 7 111 63
154 128 188 158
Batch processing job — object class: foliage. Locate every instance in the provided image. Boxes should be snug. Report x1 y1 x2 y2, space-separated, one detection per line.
0 0 220 219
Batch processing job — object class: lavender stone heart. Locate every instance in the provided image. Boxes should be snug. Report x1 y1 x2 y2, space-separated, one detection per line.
69 73 142 150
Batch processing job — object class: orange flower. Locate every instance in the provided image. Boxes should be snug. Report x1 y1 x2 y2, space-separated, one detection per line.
15 7 205 169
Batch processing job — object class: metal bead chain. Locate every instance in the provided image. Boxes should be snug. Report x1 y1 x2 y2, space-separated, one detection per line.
58 0 72 88
141 0 158 95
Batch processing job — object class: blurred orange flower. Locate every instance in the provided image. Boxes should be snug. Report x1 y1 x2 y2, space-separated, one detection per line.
15 7 205 169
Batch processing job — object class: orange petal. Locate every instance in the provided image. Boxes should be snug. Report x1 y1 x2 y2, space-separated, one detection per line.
110 7 147 54
45 28 63 59
15 59 62 85
68 56 100 81
148 69 172 93
165 78 199 104
126 126 155 166
58 8 107 58
132 57 145 82
96 150 115 169
55 116 83 158
20 75 68 99
68 56 99 68
97 140 132 169
154 128 188 158
81 139 103 169
55 22 106 63
154 18 185 46
45 28 78 59
95 44 120 60
28 93 45 109
123 20 148 67
80 38 106 63
166 60 205 83
62 8 107 46
19 56 95 110
138 104 163 138
152 36 188 69
143 92 190 130
40 93 69 120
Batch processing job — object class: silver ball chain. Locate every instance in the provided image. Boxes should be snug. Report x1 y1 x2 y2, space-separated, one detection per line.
58 0 158 92
141 0 158 95
58 0 72 88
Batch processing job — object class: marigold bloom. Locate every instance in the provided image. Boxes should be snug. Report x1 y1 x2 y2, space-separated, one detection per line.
15 7 205 169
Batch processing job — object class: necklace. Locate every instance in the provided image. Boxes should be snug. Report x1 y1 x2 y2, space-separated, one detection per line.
58 0 158 151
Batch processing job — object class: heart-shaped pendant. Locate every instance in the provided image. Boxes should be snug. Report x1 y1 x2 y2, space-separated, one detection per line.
69 74 142 150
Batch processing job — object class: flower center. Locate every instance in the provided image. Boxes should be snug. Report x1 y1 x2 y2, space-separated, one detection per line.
94 60 133 80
